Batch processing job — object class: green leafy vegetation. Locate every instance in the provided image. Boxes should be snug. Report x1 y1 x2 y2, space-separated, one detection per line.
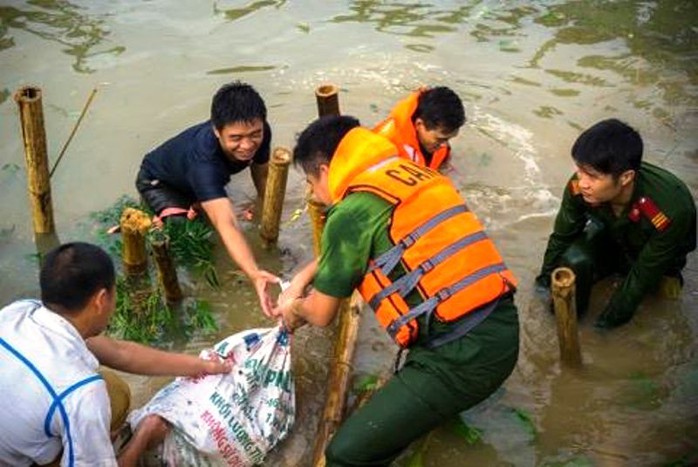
90 196 220 343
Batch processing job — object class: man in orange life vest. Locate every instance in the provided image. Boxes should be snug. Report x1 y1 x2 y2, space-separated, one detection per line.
536 119 696 329
374 86 466 171
273 116 519 466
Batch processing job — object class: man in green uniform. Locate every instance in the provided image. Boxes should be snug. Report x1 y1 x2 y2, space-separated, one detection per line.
536 118 696 329
273 116 519 466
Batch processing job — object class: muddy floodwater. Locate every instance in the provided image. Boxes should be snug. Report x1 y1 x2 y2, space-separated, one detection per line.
1 1 697 465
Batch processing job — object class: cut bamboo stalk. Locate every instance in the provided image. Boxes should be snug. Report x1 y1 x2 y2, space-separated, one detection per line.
312 292 363 467
307 197 326 258
14 86 55 235
120 208 151 276
315 84 341 117
150 237 183 304
260 147 292 247
551 267 582 367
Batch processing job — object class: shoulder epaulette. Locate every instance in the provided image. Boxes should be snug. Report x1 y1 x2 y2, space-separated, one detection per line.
628 197 671 231
568 178 581 196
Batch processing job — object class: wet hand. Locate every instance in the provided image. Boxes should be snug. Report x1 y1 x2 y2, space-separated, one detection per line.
201 358 232 375
252 270 280 318
277 276 306 307
275 297 307 333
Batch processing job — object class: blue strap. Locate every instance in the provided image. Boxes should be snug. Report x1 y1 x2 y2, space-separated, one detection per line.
0 337 82 467
44 374 103 437
370 204 469 276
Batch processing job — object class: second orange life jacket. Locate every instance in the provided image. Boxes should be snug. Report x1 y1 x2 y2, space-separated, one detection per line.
373 89 450 171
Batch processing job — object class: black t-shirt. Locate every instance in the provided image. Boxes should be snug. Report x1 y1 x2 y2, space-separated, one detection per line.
140 120 271 202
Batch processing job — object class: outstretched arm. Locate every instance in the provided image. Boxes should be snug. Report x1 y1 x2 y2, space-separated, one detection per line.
86 335 231 377
201 197 279 316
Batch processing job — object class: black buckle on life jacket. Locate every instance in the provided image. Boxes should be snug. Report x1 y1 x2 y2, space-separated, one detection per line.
400 232 419 249
436 288 452 302
420 259 436 273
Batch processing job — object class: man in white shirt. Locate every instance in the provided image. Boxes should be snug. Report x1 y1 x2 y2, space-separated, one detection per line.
0 242 231 467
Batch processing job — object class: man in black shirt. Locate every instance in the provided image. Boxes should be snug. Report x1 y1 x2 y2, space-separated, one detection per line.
136 81 278 315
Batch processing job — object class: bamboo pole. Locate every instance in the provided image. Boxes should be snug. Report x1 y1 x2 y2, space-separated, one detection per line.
50 86 98 178
14 86 55 235
311 292 363 467
315 84 341 117
150 236 183 304
260 147 292 247
551 267 582 367
120 208 151 276
309 85 365 465
307 197 326 258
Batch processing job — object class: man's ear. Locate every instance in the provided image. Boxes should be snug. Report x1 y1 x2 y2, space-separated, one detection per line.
212 125 221 139
619 169 636 187
93 288 110 314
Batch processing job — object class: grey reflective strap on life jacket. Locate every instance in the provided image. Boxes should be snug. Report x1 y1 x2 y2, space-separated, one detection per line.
369 230 489 310
424 297 500 349
370 204 469 276
386 262 509 340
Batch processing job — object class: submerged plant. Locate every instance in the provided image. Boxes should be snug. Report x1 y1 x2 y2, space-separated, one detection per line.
110 276 217 344
89 197 221 343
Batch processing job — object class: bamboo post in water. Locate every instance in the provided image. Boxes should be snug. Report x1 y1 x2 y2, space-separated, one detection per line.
310 83 365 466
311 292 363 467
150 235 183 304
14 86 55 235
307 197 326 258
551 267 582 367
315 84 341 117
120 208 151 276
260 147 292 247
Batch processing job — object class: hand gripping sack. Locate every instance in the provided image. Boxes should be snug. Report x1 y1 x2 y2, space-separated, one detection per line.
128 325 295 466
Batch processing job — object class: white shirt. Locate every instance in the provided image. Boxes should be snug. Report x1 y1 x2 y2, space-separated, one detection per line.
0 300 117 467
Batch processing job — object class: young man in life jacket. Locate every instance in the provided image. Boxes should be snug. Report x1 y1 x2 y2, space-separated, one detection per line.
373 86 466 171
273 116 519 466
135 81 278 316
0 242 231 467
536 119 696 329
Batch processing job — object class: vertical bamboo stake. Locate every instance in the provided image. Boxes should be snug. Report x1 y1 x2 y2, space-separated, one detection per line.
120 208 151 276
150 236 182 304
315 84 341 117
551 267 582 367
260 147 292 247
307 197 326 258
309 85 365 467
14 86 55 235
311 293 362 467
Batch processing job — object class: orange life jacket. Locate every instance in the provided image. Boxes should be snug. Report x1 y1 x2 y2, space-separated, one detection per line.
373 89 450 171
329 128 517 348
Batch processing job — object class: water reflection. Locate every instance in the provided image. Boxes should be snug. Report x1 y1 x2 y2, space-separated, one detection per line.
0 0 123 73
331 1 466 38
214 0 286 22
533 0 698 91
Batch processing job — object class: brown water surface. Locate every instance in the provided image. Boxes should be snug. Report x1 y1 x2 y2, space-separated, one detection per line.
1 1 696 465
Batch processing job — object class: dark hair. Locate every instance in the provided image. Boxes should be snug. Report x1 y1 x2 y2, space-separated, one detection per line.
293 115 361 177
210 81 267 130
40 242 115 312
572 119 643 177
413 86 466 132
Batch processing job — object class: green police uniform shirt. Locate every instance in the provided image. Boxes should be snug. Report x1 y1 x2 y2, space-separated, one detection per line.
539 162 696 326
